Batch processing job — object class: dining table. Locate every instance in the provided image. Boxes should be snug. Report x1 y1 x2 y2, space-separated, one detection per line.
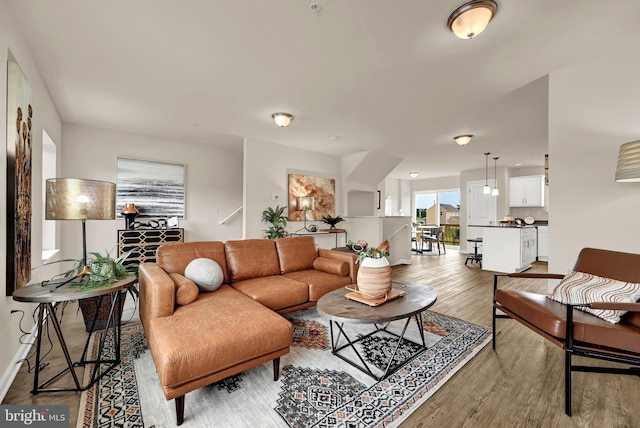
412 225 439 252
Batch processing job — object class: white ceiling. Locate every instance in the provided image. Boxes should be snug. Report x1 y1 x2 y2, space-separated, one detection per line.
6 0 640 180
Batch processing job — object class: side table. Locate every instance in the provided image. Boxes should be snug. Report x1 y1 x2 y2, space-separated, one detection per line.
12 276 136 394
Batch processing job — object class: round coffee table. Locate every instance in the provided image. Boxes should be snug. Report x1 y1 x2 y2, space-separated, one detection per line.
317 282 437 380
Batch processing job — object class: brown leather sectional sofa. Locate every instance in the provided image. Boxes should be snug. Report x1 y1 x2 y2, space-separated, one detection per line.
138 236 358 425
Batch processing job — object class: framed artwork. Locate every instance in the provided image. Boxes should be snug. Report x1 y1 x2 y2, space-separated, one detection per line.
287 173 336 221
5 58 33 295
116 157 185 218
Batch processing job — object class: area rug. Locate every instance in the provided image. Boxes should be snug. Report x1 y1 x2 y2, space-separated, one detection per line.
78 308 490 427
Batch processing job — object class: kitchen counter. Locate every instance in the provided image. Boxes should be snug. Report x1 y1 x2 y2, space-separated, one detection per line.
480 226 537 273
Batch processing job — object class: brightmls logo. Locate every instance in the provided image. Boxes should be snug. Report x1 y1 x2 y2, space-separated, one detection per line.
1 406 68 427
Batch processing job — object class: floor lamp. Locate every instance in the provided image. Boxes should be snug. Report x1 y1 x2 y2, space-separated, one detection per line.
295 196 315 232
45 178 116 273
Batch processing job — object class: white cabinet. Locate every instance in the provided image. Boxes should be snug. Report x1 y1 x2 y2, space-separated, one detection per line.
483 226 537 273
509 175 545 207
537 226 548 261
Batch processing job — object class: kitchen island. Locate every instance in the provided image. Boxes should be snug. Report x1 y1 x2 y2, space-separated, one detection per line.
472 225 537 273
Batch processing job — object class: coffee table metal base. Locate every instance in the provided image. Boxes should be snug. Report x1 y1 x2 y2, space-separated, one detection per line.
328 313 426 381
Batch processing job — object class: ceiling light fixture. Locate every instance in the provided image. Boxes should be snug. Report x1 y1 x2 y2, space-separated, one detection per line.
448 0 498 40
492 156 500 196
409 171 419 178
615 140 640 182
483 152 491 194
272 112 294 127
454 134 473 146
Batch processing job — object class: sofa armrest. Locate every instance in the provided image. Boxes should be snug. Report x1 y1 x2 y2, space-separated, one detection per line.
318 248 359 284
139 262 176 330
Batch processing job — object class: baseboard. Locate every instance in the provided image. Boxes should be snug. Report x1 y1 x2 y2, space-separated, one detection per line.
0 323 37 402
392 258 413 265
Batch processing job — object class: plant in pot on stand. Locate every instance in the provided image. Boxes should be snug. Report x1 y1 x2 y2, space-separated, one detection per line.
355 240 391 300
55 249 139 332
262 205 289 239
321 214 345 230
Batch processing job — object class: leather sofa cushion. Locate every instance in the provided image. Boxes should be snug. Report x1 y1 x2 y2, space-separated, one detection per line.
275 236 317 273
496 289 640 354
157 241 230 284
169 273 199 306
231 276 308 311
284 270 353 301
313 257 349 277
226 239 280 281
148 285 293 389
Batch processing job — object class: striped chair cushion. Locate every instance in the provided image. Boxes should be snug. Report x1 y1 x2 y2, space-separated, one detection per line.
547 270 640 324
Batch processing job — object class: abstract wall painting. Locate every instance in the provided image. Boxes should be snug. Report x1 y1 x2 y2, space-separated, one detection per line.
116 157 185 219
6 58 33 295
287 173 336 221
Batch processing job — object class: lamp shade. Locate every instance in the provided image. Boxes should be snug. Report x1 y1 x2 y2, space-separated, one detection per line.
615 140 640 182
45 178 116 220
448 0 497 39
295 196 315 211
272 112 294 127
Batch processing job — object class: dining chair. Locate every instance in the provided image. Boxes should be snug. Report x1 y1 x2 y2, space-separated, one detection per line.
423 226 446 255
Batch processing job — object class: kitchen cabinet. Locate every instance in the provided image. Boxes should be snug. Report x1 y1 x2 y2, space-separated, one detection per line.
509 175 545 207
482 226 537 273
537 226 548 261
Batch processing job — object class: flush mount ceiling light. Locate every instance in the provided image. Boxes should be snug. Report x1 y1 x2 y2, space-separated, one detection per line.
448 0 497 39
409 171 419 178
615 140 640 182
454 134 473 146
272 112 294 127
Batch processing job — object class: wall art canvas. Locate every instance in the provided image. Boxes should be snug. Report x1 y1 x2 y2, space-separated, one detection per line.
116 157 185 219
5 58 33 295
287 174 336 221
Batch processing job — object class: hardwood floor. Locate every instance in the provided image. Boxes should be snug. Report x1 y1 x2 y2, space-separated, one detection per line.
3 250 639 427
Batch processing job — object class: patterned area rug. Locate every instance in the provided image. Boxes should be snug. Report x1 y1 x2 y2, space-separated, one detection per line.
78 308 490 427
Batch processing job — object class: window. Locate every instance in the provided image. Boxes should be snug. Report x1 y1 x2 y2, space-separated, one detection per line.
41 130 57 261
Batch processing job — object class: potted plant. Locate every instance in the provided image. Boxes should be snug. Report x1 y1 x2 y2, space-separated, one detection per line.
46 249 139 331
261 205 289 239
321 214 345 230
355 240 391 299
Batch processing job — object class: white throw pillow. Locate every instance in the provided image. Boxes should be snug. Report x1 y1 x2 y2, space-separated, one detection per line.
184 258 224 292
547 270 640 324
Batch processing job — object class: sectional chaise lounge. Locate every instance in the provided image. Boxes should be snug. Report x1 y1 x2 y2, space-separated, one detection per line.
138 236 358 425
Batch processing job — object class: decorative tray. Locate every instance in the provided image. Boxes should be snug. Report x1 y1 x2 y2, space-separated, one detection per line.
345 288 407 307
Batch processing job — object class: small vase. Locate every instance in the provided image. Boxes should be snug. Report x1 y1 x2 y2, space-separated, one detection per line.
356 257 392 299
121 203 139 229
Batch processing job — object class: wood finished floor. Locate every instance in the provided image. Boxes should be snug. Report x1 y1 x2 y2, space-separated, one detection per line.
3 250 639 427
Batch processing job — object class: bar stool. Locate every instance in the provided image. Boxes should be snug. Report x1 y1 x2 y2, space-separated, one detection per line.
465 238 482 267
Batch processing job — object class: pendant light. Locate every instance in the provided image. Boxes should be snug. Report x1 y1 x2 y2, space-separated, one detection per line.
483 152 491 194
492 156 500 196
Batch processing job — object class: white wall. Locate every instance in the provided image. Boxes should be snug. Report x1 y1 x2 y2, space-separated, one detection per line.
243 138 343 239
548 53 640 274
60 124 244 260
0 0 63 399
